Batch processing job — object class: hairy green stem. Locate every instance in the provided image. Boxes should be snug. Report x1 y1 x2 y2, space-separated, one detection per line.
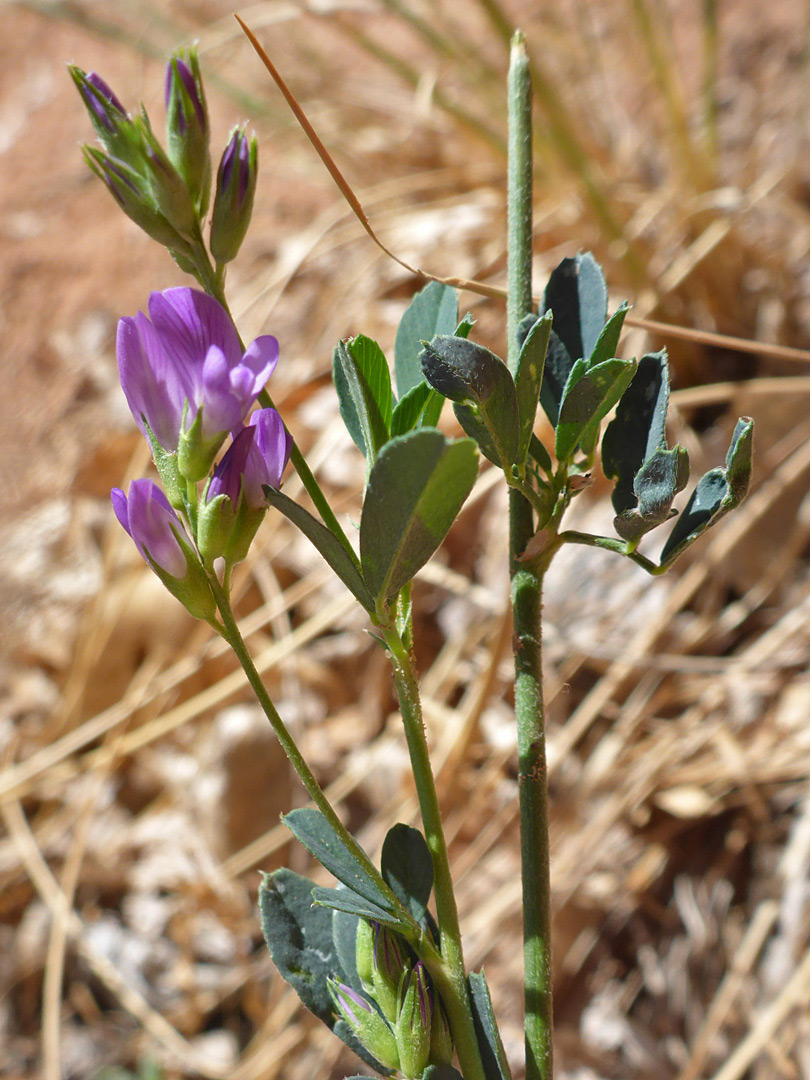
383 624 486 1080
508 31 554 1080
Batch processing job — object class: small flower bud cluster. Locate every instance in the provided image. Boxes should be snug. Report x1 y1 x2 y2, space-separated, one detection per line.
329 920 454 1079
111 286 291 616
70 48 258 274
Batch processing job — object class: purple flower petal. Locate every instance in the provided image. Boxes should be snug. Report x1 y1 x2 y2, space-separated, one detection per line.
148 288 242 376
208 425 255 505
112 479 188 578
117 311 197 449
241 407 292 504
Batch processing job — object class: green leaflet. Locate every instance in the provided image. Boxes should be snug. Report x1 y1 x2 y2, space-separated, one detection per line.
395 281 459 397
380 823 434 923
360 429 479 603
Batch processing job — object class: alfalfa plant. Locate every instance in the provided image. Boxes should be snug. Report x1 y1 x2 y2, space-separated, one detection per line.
72 26 752 1080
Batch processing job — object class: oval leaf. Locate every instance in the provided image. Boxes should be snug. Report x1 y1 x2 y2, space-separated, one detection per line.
381 824 434 922
360 429 479 603
334 336 392 461
542 252 608 364
555 356 636 462
395 281 459 397
514 311 552 467
421 336 519 465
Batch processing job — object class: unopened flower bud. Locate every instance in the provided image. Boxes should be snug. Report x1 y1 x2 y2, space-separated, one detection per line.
395 962 433 1079
82 146 188 251
429 998 454 1066
135 114 197 240
165 49 211 214
355 919 375 990
328 979 400 1071
111 480 216 620
70 66 127 139
372 923 409 1024
210 128 257 265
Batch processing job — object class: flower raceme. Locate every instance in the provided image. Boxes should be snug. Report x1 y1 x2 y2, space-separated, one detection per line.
117 287 279 474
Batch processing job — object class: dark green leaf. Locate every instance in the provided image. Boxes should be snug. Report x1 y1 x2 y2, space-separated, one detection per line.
312 887 405 930
515 311 540 355
538 330 573 429
423 1068 465 1080
360 429 479 602
453 402 502 466
602 350 671 514
542 252 608 363
334 337 391 461
528 434 553 475
283 807 397 914
555 356 636 462
390 381 434 437
381 824 434 922
588 301 629 367
421 336 519 465
332 907 362 991
258 869 341 1024
468 971 513 1080
259 871 393 1076
660 417 753 565
395 281 459 397
613 446 689 542
262 487 374 611
514 312 552 466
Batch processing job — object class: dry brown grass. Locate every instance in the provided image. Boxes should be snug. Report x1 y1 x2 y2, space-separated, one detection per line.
2 1 810 1078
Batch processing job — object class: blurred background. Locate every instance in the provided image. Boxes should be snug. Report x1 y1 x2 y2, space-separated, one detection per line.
2 1 810 1078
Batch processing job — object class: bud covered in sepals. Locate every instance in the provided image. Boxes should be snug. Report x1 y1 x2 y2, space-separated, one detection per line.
111 480 216 620
429 998 454 1067
210 127 258 265
327 979 400 1071
69 66 128 143
371 923 409 1024
135 112 197 240
165 49 211 215
82 146 190 252
355 918 375 989
395 962 433 1079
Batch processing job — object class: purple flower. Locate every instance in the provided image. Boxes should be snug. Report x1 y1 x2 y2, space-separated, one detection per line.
207 409 292 509
117 288 279 451
112 479 188 578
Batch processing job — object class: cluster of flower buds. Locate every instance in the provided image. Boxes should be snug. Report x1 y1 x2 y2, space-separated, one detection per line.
70 48 257 268
111 286 291 613
328 921 454 1078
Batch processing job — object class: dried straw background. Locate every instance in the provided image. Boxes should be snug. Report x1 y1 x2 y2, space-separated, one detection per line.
2 1 810 1078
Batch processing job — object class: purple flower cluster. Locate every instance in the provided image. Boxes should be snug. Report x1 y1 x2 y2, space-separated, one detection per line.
113 286 291 580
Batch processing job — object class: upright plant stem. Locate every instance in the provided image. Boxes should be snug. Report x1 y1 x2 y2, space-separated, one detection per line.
508 32 554 1080
383 626 487 1080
